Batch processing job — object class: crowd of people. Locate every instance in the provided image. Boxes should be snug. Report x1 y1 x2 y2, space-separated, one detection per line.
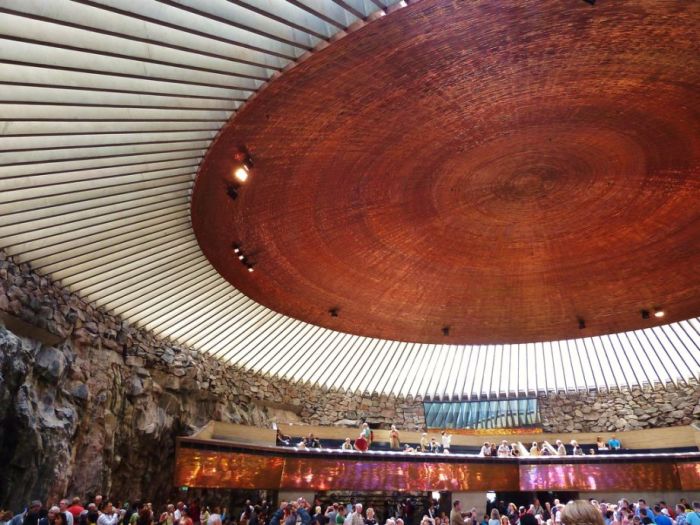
0 497 233 525
276 422 623 456
3 495 700 525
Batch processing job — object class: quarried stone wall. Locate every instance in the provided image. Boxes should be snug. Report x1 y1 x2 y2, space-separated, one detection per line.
539 386 700 433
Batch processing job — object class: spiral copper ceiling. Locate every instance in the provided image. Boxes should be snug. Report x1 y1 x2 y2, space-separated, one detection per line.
193 0 700 344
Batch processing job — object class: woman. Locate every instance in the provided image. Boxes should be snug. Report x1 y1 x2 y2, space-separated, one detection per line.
530 442 540 456
560 502 604 525
361 423 372 448
365 509 377 525
489 510 501 525
441 430 451 453
570 440 584 456
556 440 567 456
355 431 369 452
511 443 521 457
53 513 68 525
500 516 510 525
390 425 401 450
341 438 353 450
490 443 498 457
507 504 519 525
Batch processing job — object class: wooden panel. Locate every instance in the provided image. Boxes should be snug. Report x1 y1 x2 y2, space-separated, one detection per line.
220 421 699 449
192 0 700 345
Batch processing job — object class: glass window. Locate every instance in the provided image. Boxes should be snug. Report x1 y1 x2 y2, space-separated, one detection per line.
424 398 540 429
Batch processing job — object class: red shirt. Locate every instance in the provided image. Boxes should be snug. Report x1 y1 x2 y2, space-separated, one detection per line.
68 506 85 519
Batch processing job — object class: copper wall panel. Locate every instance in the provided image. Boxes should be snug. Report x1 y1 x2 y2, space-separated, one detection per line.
280 457 519 492
676 462 700 491
175 448 284 489
519 463 680 492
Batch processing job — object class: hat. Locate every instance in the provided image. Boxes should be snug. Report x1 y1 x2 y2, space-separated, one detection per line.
661 510 669 516
30 501 42 509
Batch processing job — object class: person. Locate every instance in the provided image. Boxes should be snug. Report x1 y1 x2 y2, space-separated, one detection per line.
441 430 451 453
23 501 43 525
529 442 540 456
556 440 567 456
639 511 652 525
97 504 119 525
276 430 292 446
488 510 500 525
532 501 543 517
683 504 700 525
499 517 509 525
304 433 321 449
608 435 622 450
428 438 441 453
653 509 671 525
354 432 369 452
342 438 353 450
53 513 68 525
160 506 176 525
336 507 346 525
360 423 372 449
560 502 604 525
58 503 73 525
68 498 85 522
365 509 377 525
497 441 511 457
571 440 584 456
520 514 537 525
480 442 491 457
450 503 465 525
1 511 14 525
179 509 193 525
506 505 518 525
420 433 429 452
174 504 185 523
674 506 686 525
490 443 498 456
511 444 521 457
390 426 401 450
596 437 608 450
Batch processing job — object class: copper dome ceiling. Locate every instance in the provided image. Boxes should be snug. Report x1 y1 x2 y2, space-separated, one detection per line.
193 0 700 344
1 0 699 398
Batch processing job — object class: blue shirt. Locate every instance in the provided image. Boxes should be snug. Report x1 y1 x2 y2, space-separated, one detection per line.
686 512 700 525
608 438 621 449
656 515 672 525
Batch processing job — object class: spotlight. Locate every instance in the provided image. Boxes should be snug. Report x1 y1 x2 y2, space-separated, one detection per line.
238 254 245 260
641 310 650 320
654 308 665 318
246 263 255 273
578 318 586 330
233 244 241 254
329 307 339 317
234 165 249 183
442 326 450 336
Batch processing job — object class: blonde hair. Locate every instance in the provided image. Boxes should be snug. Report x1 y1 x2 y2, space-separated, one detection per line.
560 501 605 525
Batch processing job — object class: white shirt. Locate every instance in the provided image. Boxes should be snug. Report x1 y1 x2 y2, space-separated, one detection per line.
97 513 119 525
175 511 182 522
208 514 222 525
497 445 511 457
479 445 491 456
441 434 451 449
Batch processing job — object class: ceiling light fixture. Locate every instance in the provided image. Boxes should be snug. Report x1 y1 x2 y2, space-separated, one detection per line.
654 308 665 318
246 263 255 273
234 165 249 183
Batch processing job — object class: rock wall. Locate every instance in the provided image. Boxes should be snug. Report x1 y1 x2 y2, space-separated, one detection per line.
0 252 422 511
539 386 700 433
1 251 698 511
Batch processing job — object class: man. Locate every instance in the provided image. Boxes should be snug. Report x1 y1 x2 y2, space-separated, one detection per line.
637 502 654 519
685 503 700 525
532 501 544 517
336 507 346 525
22 501 43 525
608 435 622 450
450 502 466 525
59 502 74 525
97 504 118 525
304 434 321 449
350 505 363 525
175 503 185 522
68 499 85 521
497 441 511 457
441 431 451 453
654 508 672 525
480 443 491 457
